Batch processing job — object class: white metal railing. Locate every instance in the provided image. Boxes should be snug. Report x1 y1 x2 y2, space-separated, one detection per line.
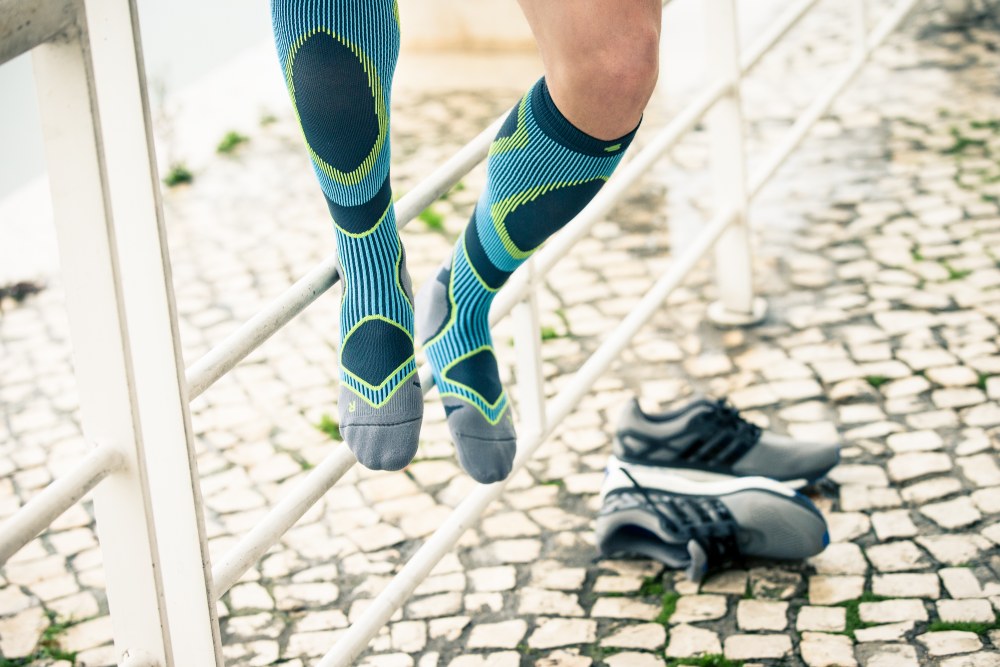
0 0 921 664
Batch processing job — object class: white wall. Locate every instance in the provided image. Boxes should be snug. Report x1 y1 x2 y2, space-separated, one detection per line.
398 0 535 51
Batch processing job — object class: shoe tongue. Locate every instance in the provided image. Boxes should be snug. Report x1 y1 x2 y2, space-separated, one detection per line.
685 539 709 583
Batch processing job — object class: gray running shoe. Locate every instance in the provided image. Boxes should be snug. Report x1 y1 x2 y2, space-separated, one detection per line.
613 396 840 488
596 462 829 581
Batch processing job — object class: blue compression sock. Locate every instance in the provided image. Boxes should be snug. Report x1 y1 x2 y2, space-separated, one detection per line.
417 79 637 483
272 0 422 471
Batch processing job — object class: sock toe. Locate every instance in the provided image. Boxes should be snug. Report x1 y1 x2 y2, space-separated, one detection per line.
445 399 517 483
340 382 422 471
343 417 421 471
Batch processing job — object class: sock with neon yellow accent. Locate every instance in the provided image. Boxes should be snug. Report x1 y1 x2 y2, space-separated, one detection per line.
417 78 637 483
272 0 422 471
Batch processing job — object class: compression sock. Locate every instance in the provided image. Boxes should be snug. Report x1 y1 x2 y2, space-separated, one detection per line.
417 78 637 483
272 0 422 471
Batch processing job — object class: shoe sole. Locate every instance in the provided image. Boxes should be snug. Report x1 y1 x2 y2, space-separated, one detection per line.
609 451 836 490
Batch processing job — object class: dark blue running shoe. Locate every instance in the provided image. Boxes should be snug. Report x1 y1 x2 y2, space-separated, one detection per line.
613 396 841 489
597 463 830 581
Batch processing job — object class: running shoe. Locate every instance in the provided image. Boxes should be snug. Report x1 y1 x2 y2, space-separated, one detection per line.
596 461 829 581
613 396 840 488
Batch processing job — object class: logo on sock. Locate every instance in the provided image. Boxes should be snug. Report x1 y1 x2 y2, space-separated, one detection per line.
349 401 357 413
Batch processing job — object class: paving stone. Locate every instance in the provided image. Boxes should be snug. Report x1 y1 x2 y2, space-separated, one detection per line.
797 606 847 633
468 567 516 593
887 452 952 482
809 576 865 605
669 595 728 624
921 497 983 529
808 543 868 576
855 643 919 667
467 620 527 649
723 634 792 660
933 388 987 409
532 650 592 667
527 618 596 650
827 512 872 542
408 593 463 620
800 632 857 667
749 568 802 600
700 569 748 595
972 487 1000 514
590 596 660 621
938 653 1000 667
447 652 520 667
736 600 788 631
664 623 722 658
859 599 929 624
599 623 665 649
0 606 46 658
917 631 982 657
603 653 664 667
958 454 1000 487
871 511 919 540
862 608 920 642
886 431 943 453
901 477 963 504
872 574 940 599
829 464 889 487
518 589 584 618
428 617 471 641
936 599 996 623
917 534 991 565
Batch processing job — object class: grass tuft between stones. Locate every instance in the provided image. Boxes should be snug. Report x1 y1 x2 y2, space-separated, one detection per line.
656 591 680 626
163 162 194 187
928 614 1000 636
837 591 889 639
0 612 77 666
864 375 889 388
666 655 742 667
316 413 342 441
217 130 250 154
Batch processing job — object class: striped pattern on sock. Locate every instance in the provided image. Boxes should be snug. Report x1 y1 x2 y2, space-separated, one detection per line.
271 0 415 409
424 78 637 423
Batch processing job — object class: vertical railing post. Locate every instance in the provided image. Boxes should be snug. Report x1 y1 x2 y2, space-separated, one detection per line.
511 259 547 440
81 0 223 663
31 23 172 667
704 0 767 326
854 0 870 55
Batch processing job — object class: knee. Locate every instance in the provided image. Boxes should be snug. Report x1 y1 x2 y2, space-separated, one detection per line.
564 28 660 120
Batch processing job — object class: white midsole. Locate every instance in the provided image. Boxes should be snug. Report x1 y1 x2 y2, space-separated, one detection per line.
602 457 799 501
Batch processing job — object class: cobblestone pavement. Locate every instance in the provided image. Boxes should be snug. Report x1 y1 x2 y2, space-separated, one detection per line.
3 4 1000 666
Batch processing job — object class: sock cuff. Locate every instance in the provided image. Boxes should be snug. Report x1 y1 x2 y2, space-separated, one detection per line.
530 78 639 158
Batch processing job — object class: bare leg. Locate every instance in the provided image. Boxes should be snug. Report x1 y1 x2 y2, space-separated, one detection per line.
518 0 662 139
416 3 662 483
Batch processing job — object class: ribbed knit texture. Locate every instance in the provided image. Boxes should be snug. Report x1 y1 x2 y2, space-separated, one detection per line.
273 0 422 471
418 78 637 482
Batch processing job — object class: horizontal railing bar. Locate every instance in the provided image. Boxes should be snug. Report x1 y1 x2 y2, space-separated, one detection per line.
319 205 739 667
739 0 822 74
207 83 730 596
207 0 840 593
185 115 505 399
212 445 356 595
493 77 729 321
0 0 77 65
748 0 920 199
208 0 916 599
185 0 820 401
317 1 922 659
0 443 124 565
212 365 438 599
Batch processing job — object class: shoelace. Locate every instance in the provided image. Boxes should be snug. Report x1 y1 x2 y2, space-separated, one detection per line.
690 399 763 465
618 468 742 572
